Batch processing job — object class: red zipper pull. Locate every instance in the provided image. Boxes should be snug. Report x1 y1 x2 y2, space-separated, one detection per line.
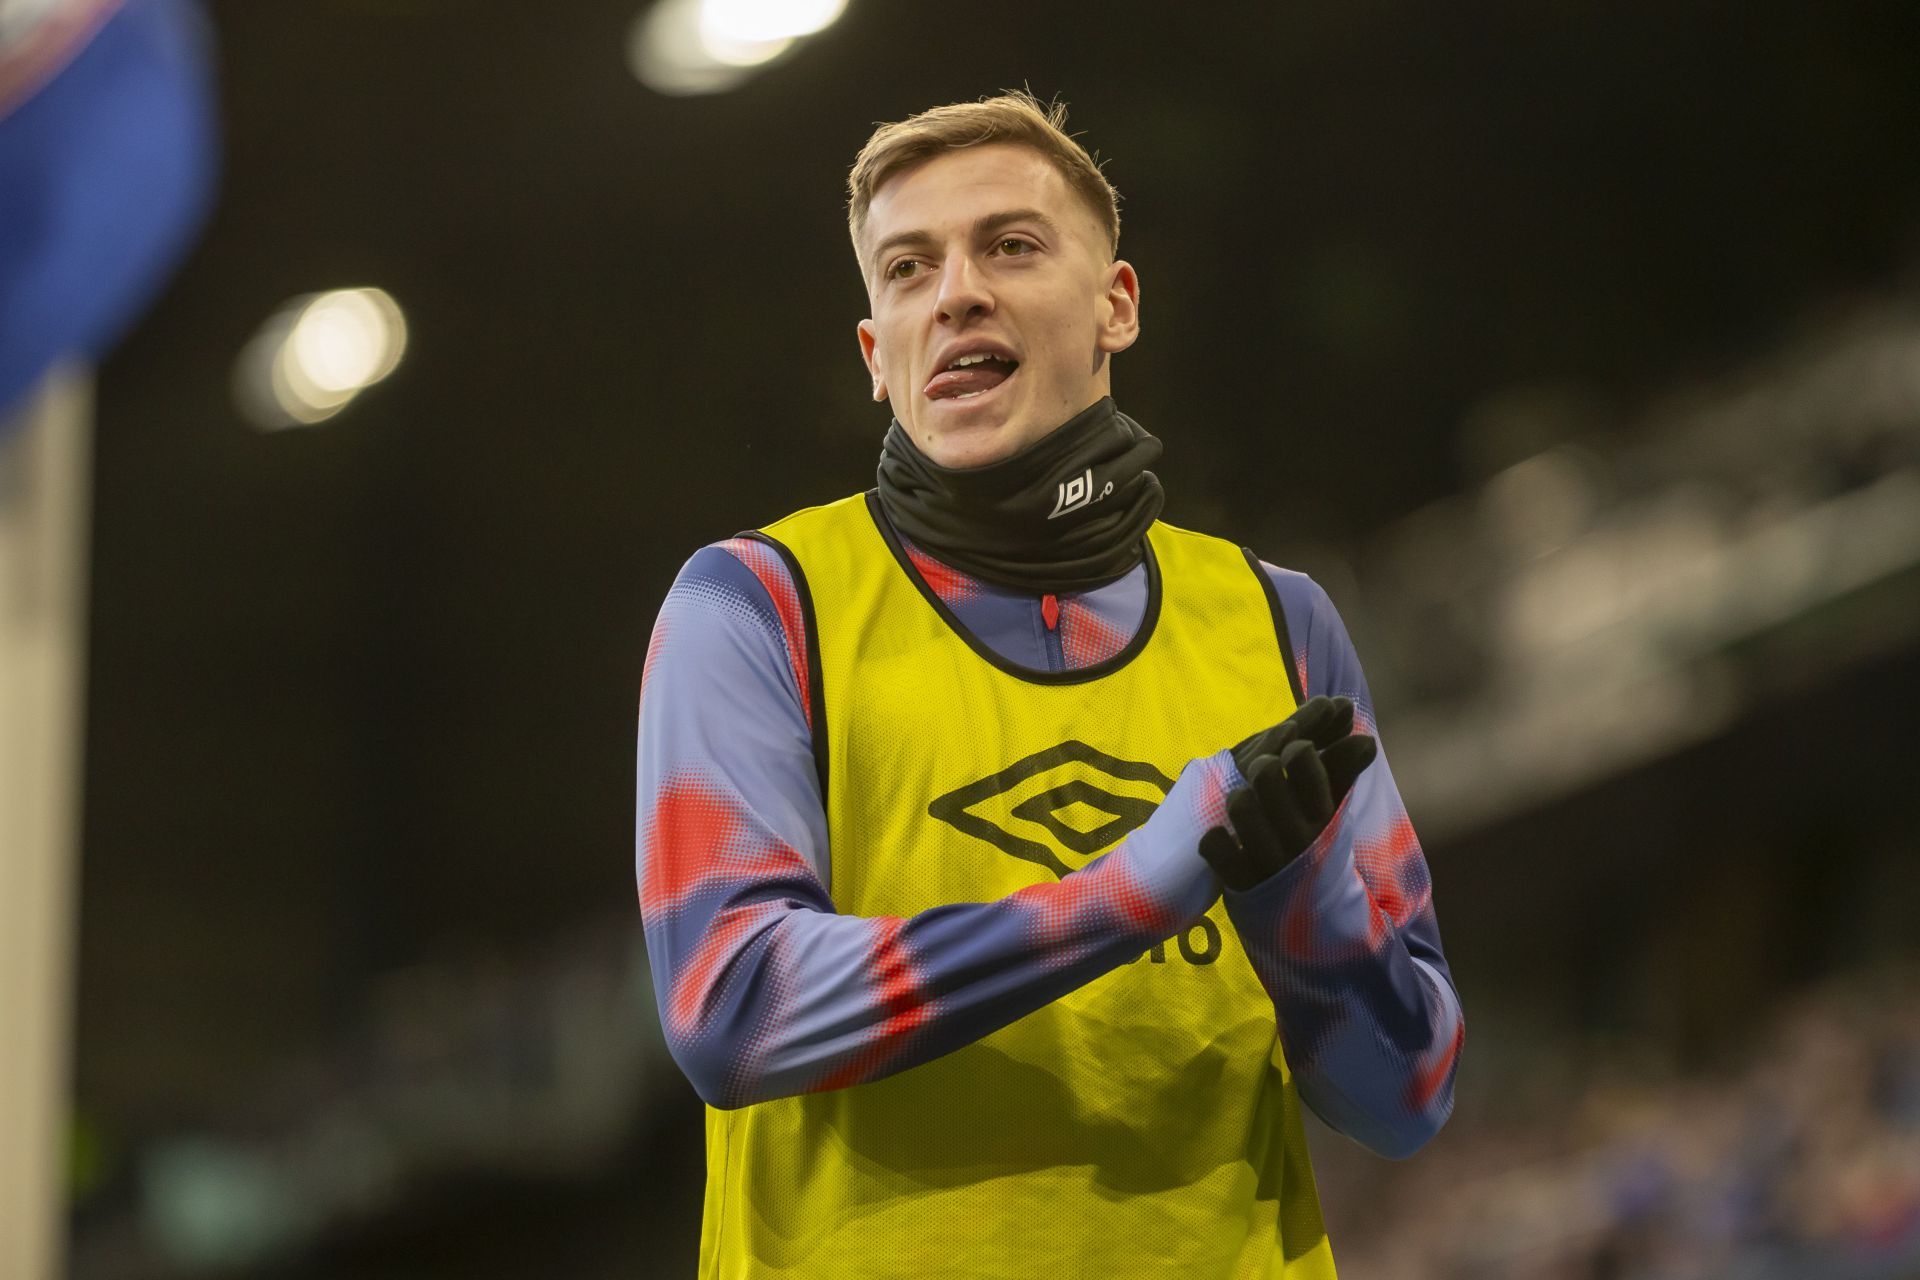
1041 593 1060 631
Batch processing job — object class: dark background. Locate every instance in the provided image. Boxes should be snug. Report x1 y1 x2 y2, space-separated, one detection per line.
68 1 1920 1275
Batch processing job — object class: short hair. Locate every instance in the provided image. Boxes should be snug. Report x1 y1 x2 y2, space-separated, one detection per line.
846 91 1122 266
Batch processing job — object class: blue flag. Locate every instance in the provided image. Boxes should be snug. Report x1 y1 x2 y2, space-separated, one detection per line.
0 0 218 427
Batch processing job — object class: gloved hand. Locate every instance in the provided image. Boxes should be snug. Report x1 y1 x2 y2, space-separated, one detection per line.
1198 695 1378 892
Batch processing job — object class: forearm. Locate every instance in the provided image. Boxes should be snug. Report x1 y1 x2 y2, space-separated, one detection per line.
641 754 1234 1109
1220 798 1463 1157
1225 563 1465 1155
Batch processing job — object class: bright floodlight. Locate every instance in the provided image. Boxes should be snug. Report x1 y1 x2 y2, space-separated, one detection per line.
629 0 756 94
233 288 408 430
701 0 847 45
629 0 846 94
288 290 405 395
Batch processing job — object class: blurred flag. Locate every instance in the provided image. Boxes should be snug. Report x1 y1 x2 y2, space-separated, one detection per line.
0 0 218 427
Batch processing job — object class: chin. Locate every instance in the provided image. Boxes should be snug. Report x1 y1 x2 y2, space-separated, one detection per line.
925 427 1024 469
919 411 1048 470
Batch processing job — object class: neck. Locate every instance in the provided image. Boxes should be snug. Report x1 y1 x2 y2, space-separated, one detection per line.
874 397 1165 593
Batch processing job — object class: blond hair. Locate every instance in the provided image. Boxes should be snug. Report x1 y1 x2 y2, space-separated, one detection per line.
846 91 1122 264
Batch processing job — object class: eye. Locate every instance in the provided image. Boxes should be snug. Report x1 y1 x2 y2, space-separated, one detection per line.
887 258 924 280
996 238 1034 256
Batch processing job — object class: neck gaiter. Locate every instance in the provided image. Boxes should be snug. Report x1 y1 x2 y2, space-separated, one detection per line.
875 396 1165 593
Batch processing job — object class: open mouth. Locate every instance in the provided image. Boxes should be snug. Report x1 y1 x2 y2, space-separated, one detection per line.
925 352 1020 403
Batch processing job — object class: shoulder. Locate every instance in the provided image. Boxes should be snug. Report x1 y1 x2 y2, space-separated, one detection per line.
667 484 870 614
1145 518 1273 582
649 537 814 719
1245 558 1379 708
1146 517 1341 638
662 536 810 648
758 491 876 544
1153 517 1336 624
1243 556 1356 700
1256 561 1337 626
720 483 875 590
672 537 789 605
1147 516 1253 555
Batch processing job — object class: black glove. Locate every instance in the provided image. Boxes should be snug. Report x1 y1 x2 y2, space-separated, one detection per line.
1199 695 1378 892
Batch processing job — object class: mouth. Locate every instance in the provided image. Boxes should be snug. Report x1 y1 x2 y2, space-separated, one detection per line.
924 348 1021 405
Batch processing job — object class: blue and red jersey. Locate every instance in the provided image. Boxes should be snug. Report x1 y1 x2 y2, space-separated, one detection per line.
635 503 1463 1158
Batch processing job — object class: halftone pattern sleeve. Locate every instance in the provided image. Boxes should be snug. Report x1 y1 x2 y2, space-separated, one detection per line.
636 542 1235 1110
640 544 825 874
714 536 813 728
1213 565 1465 1159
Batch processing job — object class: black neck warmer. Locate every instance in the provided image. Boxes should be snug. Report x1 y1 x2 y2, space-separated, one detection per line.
874 397 1165 593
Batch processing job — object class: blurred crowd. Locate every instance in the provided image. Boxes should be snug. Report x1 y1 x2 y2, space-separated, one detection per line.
1325 964 1920 1280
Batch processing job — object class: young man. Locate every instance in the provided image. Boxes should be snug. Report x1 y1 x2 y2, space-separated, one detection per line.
636 93 1463 1278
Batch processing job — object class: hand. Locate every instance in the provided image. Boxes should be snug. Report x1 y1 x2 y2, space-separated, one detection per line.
1199 696 1378 892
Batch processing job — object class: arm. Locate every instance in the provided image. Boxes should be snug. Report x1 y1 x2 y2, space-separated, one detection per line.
636 539 1234 1110
1215 567 1465 1159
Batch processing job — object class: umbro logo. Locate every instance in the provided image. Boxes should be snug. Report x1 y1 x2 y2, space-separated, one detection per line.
927 740 1174 880
1046 468 1116 520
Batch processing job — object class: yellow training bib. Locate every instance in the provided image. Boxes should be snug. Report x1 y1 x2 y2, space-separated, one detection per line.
698 492 1336 1280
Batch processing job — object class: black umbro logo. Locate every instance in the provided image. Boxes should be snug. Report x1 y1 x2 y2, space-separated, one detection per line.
927 741 1175 879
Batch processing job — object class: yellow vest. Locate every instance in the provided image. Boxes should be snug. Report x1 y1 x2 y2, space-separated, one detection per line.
698 493 1336 1279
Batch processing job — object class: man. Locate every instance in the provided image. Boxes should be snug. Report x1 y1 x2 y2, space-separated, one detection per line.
636 92 1463 1278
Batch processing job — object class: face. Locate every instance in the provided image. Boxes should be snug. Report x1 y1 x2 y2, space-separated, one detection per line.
856 143 1141 469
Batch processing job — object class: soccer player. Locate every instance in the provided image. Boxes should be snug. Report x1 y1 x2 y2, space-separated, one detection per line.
636 92 1464 1278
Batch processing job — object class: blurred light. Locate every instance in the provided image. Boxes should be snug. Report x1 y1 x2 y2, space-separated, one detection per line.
142 1140 307 1266
629 0 755 94
629 0 846 95
701 0 846 45
694 25 793 69
288 290 404 394
233 288 407 431
1479 446 1602 560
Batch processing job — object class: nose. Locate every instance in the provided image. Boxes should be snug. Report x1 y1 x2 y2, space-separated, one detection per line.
934 249 993 324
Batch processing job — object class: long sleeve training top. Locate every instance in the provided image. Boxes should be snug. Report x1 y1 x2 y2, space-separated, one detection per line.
635 507 1464 1158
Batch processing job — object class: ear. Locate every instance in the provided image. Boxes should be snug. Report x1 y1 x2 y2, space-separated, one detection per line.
1096 260 1141 356
856 318 888 401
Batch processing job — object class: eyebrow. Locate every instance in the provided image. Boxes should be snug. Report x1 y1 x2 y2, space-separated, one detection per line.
866 207 1065 277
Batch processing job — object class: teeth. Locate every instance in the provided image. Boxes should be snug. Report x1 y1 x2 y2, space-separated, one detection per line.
947 352 1003 370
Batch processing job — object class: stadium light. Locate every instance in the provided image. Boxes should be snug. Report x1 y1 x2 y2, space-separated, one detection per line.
701 0 847 46
234 288 407 431
629 0 847 95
